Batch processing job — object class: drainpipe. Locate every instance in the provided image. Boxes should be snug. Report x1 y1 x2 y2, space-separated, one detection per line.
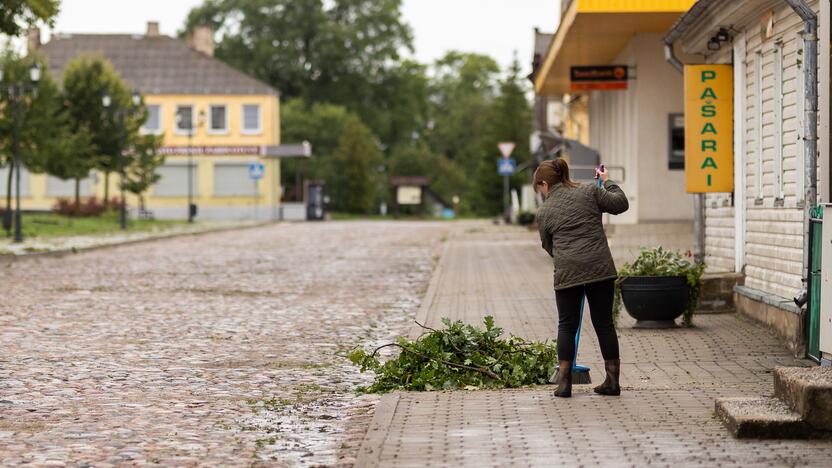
785 0 818 308
664 40 706 265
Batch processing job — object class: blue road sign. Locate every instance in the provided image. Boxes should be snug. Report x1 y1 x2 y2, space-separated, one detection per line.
249 162 265 180
498 158 516 176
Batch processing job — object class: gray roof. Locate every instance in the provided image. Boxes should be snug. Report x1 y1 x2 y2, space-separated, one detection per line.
39 33 277 96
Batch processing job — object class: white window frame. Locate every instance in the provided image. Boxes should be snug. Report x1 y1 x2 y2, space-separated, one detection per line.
175 105 195 136
774 42 784 200
241 104 262 135
796 37 806 203
208 104 229 135
141 104 163 135
755 50 763 200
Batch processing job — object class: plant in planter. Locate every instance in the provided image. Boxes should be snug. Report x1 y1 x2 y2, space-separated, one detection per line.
613 247 706 328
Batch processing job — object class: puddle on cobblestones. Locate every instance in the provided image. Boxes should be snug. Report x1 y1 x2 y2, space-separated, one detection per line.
238 297 420 467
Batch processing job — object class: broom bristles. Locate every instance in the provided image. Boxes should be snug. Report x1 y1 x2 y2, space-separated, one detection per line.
549 367 592 385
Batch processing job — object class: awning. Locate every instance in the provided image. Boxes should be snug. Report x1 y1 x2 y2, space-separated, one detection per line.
534 0 694 95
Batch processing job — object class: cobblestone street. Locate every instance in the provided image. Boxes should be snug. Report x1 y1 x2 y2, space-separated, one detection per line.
0 221 449 466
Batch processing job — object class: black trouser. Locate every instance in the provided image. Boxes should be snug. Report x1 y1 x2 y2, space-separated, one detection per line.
555 278 619 362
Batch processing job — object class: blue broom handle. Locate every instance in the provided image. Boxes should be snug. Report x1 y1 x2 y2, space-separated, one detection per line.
573 291 585 368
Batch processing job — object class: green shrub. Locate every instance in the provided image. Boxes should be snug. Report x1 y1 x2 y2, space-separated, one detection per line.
614 247 706 327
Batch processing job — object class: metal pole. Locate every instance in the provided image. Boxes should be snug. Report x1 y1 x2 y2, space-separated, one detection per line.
187 128 193 223
119 111 127 230
13 89 23 243
503 174 509 223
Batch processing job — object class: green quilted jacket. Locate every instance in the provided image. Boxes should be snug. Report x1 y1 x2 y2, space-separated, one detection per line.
537 180 629 290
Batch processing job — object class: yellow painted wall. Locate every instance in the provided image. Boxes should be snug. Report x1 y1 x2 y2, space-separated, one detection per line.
12 93 282 217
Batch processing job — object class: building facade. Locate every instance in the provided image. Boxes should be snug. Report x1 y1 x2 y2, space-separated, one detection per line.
534 0 696 225
667 0 831 359
5 22 282 220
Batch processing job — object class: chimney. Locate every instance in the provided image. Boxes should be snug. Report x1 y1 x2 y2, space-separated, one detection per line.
146 21 160 37
187 26 214 56
27 27 41 54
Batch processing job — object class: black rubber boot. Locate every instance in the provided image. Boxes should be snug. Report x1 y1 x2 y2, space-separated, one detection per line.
554 360 573 398
593 359 621 396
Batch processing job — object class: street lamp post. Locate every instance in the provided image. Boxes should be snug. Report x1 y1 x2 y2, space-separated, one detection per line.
177 108 205 223
103 90 142 230
0 63 41 243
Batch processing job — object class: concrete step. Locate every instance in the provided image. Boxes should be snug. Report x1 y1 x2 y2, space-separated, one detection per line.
715 397 812 439
774 366 832 431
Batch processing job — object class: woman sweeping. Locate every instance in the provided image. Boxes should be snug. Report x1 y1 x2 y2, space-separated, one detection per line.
534 159 629 398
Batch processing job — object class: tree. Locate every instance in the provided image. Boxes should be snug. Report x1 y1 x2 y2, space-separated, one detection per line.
43 126 95 210
473 54 533 215
184 0 418 150
123 134 164 213
279 98 353 201
327 116 384 213
0 51 64 217
424 52 501 215
0 0 59 36
61 55 143 207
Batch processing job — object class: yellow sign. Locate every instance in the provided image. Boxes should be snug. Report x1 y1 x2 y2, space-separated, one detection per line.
684 65 734 193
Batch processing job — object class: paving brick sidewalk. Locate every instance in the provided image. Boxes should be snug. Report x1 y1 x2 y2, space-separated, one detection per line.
356 226 832 467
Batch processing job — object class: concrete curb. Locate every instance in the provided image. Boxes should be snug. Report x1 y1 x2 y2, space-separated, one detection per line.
0 221 274 263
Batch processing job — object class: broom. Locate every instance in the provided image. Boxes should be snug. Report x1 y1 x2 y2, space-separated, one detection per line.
549 165 604 386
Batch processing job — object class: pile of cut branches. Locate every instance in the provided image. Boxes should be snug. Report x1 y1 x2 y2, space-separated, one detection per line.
348 316 557 393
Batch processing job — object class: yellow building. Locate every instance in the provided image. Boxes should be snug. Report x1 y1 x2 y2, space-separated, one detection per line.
15 22 283 220
534 0 695 224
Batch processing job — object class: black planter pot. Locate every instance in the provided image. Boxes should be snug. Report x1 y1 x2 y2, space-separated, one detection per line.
620 276 689 328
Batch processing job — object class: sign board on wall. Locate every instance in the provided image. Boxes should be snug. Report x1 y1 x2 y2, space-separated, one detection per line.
684 64 734 192
570 65 628 91
397 186 422 205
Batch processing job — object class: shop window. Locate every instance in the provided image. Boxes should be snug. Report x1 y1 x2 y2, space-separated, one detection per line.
668 113 684 170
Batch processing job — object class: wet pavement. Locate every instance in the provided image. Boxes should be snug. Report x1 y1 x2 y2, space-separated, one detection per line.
356 225 832 468
0 221 450 466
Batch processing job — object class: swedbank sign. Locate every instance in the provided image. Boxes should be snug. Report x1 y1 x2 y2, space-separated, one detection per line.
684 65 733 193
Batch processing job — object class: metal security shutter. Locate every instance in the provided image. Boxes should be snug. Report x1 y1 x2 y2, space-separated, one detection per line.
0 166 31 197
153 163 198 197
214 163 256 196
46 176 93 197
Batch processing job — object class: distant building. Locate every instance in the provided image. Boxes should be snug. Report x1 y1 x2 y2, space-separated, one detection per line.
13 22 282 220
533 0 695 225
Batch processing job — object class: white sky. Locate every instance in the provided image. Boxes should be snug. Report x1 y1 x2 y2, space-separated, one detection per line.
45 0 561 74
